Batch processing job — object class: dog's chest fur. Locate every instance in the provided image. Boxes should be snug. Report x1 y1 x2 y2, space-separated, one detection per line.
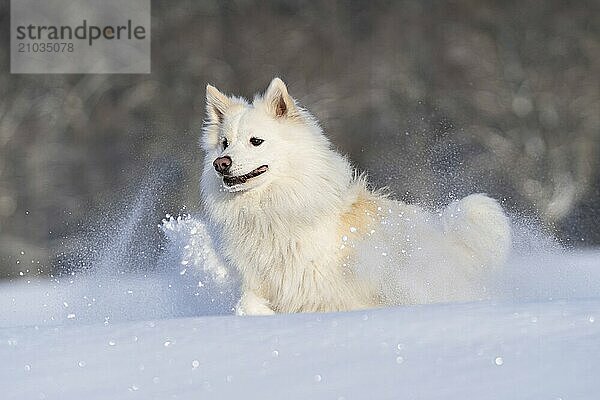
213 184 381 312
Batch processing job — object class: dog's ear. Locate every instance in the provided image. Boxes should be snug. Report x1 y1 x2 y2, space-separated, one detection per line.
264 77 297 118
206 84 231 124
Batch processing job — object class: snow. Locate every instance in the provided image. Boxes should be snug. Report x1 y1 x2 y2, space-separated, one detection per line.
2 298 600 399
1 215 600 399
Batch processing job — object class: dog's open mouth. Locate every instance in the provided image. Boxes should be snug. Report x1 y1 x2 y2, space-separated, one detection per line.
223 165 269 186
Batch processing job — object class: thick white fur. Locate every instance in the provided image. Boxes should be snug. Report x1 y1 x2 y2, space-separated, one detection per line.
200 78 512 315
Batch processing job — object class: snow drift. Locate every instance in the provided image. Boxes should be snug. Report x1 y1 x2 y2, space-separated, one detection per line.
1 209 599 399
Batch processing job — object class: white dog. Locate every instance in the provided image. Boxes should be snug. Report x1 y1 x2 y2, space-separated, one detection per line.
200 78 511 315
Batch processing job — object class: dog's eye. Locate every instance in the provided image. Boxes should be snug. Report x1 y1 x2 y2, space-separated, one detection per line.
250 137 264 146
222 138 228 149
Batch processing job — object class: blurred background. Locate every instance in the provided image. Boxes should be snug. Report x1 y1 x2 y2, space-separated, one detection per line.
0 0 598 279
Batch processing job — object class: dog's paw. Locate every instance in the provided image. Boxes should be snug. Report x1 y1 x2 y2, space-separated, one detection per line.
235 291 275 316
442 194 512 267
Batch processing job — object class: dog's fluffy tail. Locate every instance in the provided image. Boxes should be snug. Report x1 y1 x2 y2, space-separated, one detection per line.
442 194 512 268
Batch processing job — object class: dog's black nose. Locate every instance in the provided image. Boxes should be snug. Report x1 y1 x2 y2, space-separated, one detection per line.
213 156 232 174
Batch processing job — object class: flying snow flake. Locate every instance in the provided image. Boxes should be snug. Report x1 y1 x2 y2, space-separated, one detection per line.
78 361 86 368
108 340 116 346
163 339 174 347
494 357 504 366
588 316 595 323
67 313 76 319
314 374 322 382
396 356 404 364
192 360 200 369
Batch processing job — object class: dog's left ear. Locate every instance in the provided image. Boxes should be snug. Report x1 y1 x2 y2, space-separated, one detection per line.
264 78 297 118
206 84 231 125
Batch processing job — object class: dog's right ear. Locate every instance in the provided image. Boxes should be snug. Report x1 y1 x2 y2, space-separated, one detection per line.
264 77 298 119
206 84 231 125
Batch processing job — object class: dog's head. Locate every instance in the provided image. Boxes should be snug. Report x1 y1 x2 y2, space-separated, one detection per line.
201 78 329 194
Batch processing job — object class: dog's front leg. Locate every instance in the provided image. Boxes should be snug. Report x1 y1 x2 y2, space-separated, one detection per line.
235 291 275 316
